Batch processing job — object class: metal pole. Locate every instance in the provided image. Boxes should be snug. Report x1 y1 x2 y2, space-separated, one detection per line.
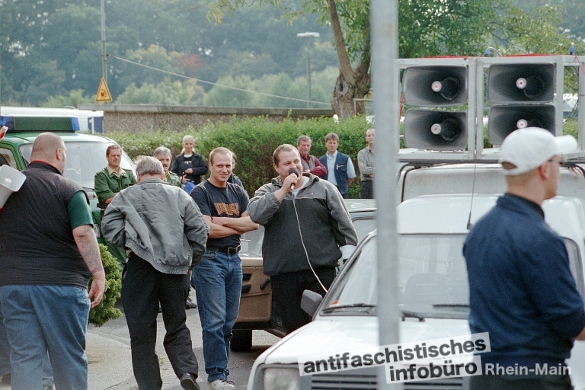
371 0 401 389
307 50 311 108
101 0 107 82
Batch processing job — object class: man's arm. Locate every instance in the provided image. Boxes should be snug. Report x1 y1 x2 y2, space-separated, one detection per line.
213 211 258 233
202 215 243 238
248 182 294 225
310 157 328 178
326 184 358 247
358 149 374 177
183 198 210 265
101 203 126 247
347 157 356 186
94 170 115 204
73 224 105 308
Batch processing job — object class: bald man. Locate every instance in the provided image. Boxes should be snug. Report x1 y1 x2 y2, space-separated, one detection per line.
0 132 105 390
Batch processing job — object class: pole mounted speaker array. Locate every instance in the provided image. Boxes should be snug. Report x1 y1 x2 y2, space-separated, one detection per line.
403 66 468 151
398 55 585 161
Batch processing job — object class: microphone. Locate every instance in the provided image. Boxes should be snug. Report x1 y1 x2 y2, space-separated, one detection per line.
288 168 300 190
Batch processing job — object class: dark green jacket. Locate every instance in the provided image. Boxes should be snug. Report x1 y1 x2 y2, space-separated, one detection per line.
94 166 136 205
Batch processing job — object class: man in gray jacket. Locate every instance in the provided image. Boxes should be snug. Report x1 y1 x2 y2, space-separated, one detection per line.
102 156 209 390
248 144 358 333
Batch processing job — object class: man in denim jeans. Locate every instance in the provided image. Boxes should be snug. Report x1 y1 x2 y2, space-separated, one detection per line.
190 147 258 390
0 133 105 390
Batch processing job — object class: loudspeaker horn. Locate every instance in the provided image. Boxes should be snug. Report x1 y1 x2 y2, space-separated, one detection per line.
0 165 26 211
488 104 555 146
488 63 555 104
402 66 468 106
404 109 467 151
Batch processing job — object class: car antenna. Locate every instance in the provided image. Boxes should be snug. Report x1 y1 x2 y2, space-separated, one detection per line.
466 157 479 230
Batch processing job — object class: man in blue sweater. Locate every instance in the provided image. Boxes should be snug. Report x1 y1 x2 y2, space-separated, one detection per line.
464 128 585 389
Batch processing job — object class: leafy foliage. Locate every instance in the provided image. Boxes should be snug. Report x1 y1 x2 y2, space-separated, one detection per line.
88 244 123 327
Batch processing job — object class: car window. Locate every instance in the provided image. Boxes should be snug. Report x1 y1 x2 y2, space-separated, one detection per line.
352 216 376 242
19 141 134 189
0 148 17 169
240 226 264 257
323 234 584 315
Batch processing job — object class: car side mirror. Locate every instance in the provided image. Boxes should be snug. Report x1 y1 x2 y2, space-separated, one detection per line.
301 289 323 317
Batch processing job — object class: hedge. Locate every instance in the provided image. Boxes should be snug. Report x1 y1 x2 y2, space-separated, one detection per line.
88 243 123 326
107 115 373 199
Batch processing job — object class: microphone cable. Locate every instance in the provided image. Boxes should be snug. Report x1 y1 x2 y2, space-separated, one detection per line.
288 168 328 294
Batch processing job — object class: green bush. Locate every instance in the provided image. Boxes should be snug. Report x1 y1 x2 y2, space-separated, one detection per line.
107 116 373 199
88 244 123 326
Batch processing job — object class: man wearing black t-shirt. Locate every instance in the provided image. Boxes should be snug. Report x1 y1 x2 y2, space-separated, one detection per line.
190 147 258 390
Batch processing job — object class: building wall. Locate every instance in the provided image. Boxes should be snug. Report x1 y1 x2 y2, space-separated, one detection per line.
78 104 334 134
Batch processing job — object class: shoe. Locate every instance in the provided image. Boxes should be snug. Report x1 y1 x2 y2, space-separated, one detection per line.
208 379 235 390
186 297 197 309
180 373 200 390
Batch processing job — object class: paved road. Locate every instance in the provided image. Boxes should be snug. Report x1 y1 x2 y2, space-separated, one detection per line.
1 292 279 390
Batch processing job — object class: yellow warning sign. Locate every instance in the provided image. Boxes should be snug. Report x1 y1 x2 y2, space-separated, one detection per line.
95 77 112 102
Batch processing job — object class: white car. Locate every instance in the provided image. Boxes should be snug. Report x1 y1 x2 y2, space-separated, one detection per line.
247 194 585 390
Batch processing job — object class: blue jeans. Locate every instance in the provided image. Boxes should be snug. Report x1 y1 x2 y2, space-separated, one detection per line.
192 250 242 382
0 285 90 390
0 304 53 386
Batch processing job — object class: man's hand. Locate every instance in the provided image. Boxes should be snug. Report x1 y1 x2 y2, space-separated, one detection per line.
73 224 106 308
88 271 106 308
282 172 299 192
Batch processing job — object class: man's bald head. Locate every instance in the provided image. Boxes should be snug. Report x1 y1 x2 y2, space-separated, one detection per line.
31 133 66 172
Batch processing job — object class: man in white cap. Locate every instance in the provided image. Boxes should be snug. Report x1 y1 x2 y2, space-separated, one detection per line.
464 128 585 389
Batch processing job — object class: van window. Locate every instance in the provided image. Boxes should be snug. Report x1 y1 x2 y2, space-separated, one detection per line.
0 148 17 169
19 142 134 189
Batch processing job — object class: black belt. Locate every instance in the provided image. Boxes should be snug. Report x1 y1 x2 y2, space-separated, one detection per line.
207 245 241 255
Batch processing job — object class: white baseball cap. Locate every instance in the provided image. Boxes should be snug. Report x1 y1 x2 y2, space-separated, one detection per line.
499 127 578 176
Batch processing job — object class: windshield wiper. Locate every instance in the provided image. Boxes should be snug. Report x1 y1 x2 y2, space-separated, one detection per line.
401 310 425 322
322 303 375 313
432 303 469 308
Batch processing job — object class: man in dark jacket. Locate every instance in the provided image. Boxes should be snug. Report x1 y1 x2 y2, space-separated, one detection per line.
249 144 358 333
464 128 585 390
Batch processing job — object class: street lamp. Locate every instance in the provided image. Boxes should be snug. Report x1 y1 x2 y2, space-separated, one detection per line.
297 32 320 108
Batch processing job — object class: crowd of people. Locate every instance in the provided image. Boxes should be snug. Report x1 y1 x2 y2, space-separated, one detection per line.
0 129 370 390
5 125 582 390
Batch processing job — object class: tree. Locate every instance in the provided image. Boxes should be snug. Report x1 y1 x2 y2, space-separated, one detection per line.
207 0 513 118
207 0 585 118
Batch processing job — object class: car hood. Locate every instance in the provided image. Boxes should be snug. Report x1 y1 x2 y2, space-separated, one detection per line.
255 316 585 389
259 316 472 365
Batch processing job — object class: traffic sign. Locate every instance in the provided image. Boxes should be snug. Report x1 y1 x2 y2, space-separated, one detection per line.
95 77 112 102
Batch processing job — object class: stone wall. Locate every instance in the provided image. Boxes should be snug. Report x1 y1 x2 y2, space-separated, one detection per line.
78 104 334 134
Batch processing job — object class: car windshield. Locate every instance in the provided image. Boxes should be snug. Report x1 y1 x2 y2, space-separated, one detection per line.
20 141 135 189
323 234 582 318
